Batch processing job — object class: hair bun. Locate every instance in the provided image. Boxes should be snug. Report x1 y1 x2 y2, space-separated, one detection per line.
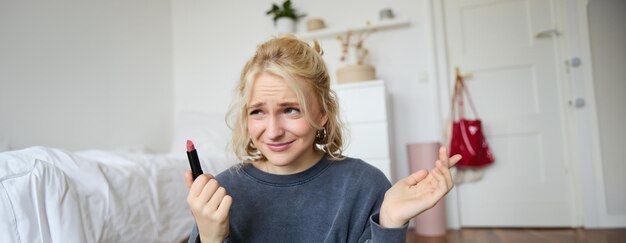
312 40 324 56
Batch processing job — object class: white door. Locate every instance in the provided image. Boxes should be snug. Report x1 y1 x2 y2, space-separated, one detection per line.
443 0 577 227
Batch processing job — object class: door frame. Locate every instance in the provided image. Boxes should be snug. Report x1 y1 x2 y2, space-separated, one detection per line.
427 0 589 228
559 0 626 228
424 0 461 229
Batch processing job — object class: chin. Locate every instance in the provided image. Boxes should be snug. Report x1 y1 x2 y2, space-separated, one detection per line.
263 153 297 167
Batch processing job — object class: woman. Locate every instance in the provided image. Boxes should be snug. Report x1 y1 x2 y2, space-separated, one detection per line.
185 35 461 243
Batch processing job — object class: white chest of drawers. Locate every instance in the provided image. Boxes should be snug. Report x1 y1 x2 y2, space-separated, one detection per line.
333 80 393 180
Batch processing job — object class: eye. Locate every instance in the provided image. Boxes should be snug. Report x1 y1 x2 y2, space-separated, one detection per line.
285 107 300 115
249 109 263 116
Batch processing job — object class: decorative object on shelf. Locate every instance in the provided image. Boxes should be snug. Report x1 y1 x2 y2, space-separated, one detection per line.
335 23 377 84
336 65 376 84
379 8 395 20
306 18 326 31
298 18 410 40
266 0 306 34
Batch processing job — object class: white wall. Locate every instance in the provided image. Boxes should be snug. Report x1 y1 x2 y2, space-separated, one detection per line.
588 0 626 216
0 0 173 152
172 0 443 182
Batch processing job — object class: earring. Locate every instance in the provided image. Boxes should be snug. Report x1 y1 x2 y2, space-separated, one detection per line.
315 128 327 143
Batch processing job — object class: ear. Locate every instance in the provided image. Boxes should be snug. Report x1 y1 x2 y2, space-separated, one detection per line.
319 113 329 127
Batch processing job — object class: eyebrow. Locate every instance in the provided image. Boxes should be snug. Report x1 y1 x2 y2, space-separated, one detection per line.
247 102 264 111
279 102 300 107
246 101 300 110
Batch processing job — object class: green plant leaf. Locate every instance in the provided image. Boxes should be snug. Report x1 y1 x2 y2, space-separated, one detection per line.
266 4 279 15
283 0 292 10
267 0 305 23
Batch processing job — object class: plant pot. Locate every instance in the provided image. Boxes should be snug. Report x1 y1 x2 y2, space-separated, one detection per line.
336 64 376 84
276 18 296 34
407 142 447 236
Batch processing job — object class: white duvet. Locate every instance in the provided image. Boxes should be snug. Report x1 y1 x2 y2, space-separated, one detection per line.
0 146 228 243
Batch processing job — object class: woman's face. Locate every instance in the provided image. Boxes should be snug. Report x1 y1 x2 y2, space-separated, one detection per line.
246 72 326 173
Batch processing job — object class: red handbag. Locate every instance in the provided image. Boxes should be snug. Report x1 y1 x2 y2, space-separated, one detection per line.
449 68 495 169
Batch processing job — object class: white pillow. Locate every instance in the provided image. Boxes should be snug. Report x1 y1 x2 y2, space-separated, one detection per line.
169 110 232 160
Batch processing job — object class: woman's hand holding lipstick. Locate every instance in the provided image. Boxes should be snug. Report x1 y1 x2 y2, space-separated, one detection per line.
185 171 232 243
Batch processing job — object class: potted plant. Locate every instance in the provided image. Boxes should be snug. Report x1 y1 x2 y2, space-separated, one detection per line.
266 0 306 33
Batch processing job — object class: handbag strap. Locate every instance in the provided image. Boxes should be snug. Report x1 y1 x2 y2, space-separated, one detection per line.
451 68 479 121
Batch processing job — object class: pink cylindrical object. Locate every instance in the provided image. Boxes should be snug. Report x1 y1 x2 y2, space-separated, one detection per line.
407 142 447 236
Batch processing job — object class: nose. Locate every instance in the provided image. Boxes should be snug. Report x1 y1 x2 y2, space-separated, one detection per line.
265 115 284 140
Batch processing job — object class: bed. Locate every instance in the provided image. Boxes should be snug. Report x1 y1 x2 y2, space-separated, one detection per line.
0 111 233 243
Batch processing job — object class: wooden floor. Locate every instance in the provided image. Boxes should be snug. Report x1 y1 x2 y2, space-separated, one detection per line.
406 228 626 243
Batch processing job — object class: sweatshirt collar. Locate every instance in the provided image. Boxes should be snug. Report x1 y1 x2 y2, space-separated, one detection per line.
241 156 332 187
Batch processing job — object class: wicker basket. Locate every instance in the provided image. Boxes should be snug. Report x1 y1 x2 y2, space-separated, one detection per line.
336 64 376 84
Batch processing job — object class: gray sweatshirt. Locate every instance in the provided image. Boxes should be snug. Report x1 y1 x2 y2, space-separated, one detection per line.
188 156 407 243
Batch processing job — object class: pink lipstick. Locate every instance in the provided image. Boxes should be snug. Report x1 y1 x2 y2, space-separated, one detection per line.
186 140 203 180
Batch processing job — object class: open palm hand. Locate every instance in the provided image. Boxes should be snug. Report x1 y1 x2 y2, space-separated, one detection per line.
379 146 461 228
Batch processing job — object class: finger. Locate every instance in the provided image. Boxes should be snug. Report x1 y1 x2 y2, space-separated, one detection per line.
198 178 219 203
189 174 211 198
436 160 453 188
206 187 227 211
430 165 448 191
421 171 437 187
184 170 193 188
216 195 233 219
448 154 462 168
431 161 445 178
439 146 449 167
403 169 429 186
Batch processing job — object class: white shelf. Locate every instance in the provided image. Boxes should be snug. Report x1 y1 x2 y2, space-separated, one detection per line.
332 79 384 90
297 18 411 40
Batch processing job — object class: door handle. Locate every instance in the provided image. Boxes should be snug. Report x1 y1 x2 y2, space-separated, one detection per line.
535 29 560 38
569 98 586 108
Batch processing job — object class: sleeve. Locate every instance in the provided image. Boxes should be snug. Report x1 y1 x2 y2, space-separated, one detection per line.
188 225 199 243
367 213 408 243
357 162 408 243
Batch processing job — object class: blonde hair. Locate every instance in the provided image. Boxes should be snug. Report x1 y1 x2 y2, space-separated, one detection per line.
227 35 345 163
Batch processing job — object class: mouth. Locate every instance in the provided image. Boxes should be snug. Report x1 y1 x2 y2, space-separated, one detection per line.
265 140 294 152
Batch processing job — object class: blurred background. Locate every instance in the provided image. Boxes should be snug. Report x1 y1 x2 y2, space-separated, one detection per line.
1 0 624 241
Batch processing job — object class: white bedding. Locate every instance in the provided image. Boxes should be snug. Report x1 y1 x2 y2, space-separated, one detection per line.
0 146 231 243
